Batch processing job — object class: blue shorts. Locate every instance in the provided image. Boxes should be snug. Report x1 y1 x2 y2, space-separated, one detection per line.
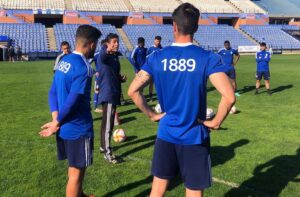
56 135 94 168
151 138 212 190
226 68 236 79
256 71 270 80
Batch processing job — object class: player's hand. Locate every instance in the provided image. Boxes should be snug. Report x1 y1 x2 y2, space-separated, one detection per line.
150 112 166 122
198 119 220 130
39 121 60 137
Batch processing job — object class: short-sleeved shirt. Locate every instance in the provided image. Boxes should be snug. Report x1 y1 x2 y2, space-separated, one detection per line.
131 46 147 72
97 46 122 105
218 48 239 70
142 43 226 145
54 52 68 71
256 50 271 71
54 51 94 140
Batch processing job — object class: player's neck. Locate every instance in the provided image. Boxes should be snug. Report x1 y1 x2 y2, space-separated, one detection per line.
174 34 193 44
74 47 88 59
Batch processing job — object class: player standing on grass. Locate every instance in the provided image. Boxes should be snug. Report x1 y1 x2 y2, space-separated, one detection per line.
218 40 240 95
255 42 272 95
39 25 101 197
147 36 163 101
97 33 127 164
53 41 71 72
128 3 235 197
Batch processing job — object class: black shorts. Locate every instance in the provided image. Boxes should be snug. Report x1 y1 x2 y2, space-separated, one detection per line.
256 71 270 80
56 135 94 168
151 138 212 190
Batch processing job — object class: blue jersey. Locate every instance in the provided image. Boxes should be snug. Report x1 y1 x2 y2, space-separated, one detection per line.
218 48 239 69
129 46 147 73
97 45 122 105
142 43 226 145
54 51 94 140
147 45 162 56
256 50 271 71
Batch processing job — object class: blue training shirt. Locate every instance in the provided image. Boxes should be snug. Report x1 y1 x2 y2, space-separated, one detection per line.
218 48 239 70
142 43 226 145
53 51 94 140
130 46 147 73
147 45 162 56
256 50 271 71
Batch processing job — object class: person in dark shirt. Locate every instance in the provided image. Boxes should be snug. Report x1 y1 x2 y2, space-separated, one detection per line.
96 33 127 164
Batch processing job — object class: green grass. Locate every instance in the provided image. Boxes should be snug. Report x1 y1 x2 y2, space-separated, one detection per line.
0 55 299 197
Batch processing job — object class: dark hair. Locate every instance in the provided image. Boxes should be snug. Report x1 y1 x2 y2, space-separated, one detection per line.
172 3 200 35
155 36 162 40
260 42 267 47
138 37 145 44
106 33 119 42
60 41 69 47
75 25 102 45
224 40 230 44
101 39 107 45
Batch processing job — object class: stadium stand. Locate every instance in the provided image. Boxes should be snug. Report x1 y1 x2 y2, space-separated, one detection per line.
229 0 266 14
194 25 255 50
71 0 129 12
240 25 300 49
252 0 300 17
181 0 239 13
122 25 173 48
129 0 180 13
0 23 48 53
0 0 65 10
54 24 128 53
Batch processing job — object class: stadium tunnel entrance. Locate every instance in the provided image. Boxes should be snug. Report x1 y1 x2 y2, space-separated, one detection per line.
218 18 235 26
103 16 126 28
34 15 63 27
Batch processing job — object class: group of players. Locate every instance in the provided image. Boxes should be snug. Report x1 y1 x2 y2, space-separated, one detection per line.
38 2 272 197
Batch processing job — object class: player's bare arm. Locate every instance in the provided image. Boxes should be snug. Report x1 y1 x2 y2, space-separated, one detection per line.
233 54 240 66
203 72 235 129
128 70 165 122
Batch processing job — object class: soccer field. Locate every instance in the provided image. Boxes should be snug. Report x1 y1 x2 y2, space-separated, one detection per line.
0 55 299 197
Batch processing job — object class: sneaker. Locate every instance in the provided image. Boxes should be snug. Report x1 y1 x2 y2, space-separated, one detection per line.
120 100 126 106
267 90 272 96
234 92 241 97
94 108 102 113
255 90 259 95
104 154 120 164
99 147 105 153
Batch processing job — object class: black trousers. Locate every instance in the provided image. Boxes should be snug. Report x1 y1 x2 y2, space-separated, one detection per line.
100 102 116 156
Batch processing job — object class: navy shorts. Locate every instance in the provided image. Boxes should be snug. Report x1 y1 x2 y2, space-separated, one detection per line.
151 138 212 190
56 135 94 168
226 68 236 79
256 71 270 80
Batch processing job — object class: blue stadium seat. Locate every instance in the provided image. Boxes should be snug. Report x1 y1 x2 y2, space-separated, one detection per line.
240 25 300 49
54 24 127 54
0 23 48 53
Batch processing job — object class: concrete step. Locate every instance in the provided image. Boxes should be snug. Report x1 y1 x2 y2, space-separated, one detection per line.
46 27 57 51
117 28 133 51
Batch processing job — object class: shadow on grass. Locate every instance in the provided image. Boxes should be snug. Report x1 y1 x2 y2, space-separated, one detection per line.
121 116 137 124
105 139 250 196
225 146 300 197
237 86 256 95
114 135 156 151
271 84 293 94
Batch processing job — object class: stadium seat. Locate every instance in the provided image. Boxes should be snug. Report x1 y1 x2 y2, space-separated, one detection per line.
0 0 65 10
240 25 300 49
54 24 128 53
229 0 266 14
0 23 48 53
181 0 239 13
129 0 180 13
71 0 129 12
122 25 173 48
194 25 255 50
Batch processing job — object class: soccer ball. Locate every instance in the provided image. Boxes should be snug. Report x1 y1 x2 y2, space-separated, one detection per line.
154 104 162 113
230 106 237 114
113 129 126 143
206 108 215 120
